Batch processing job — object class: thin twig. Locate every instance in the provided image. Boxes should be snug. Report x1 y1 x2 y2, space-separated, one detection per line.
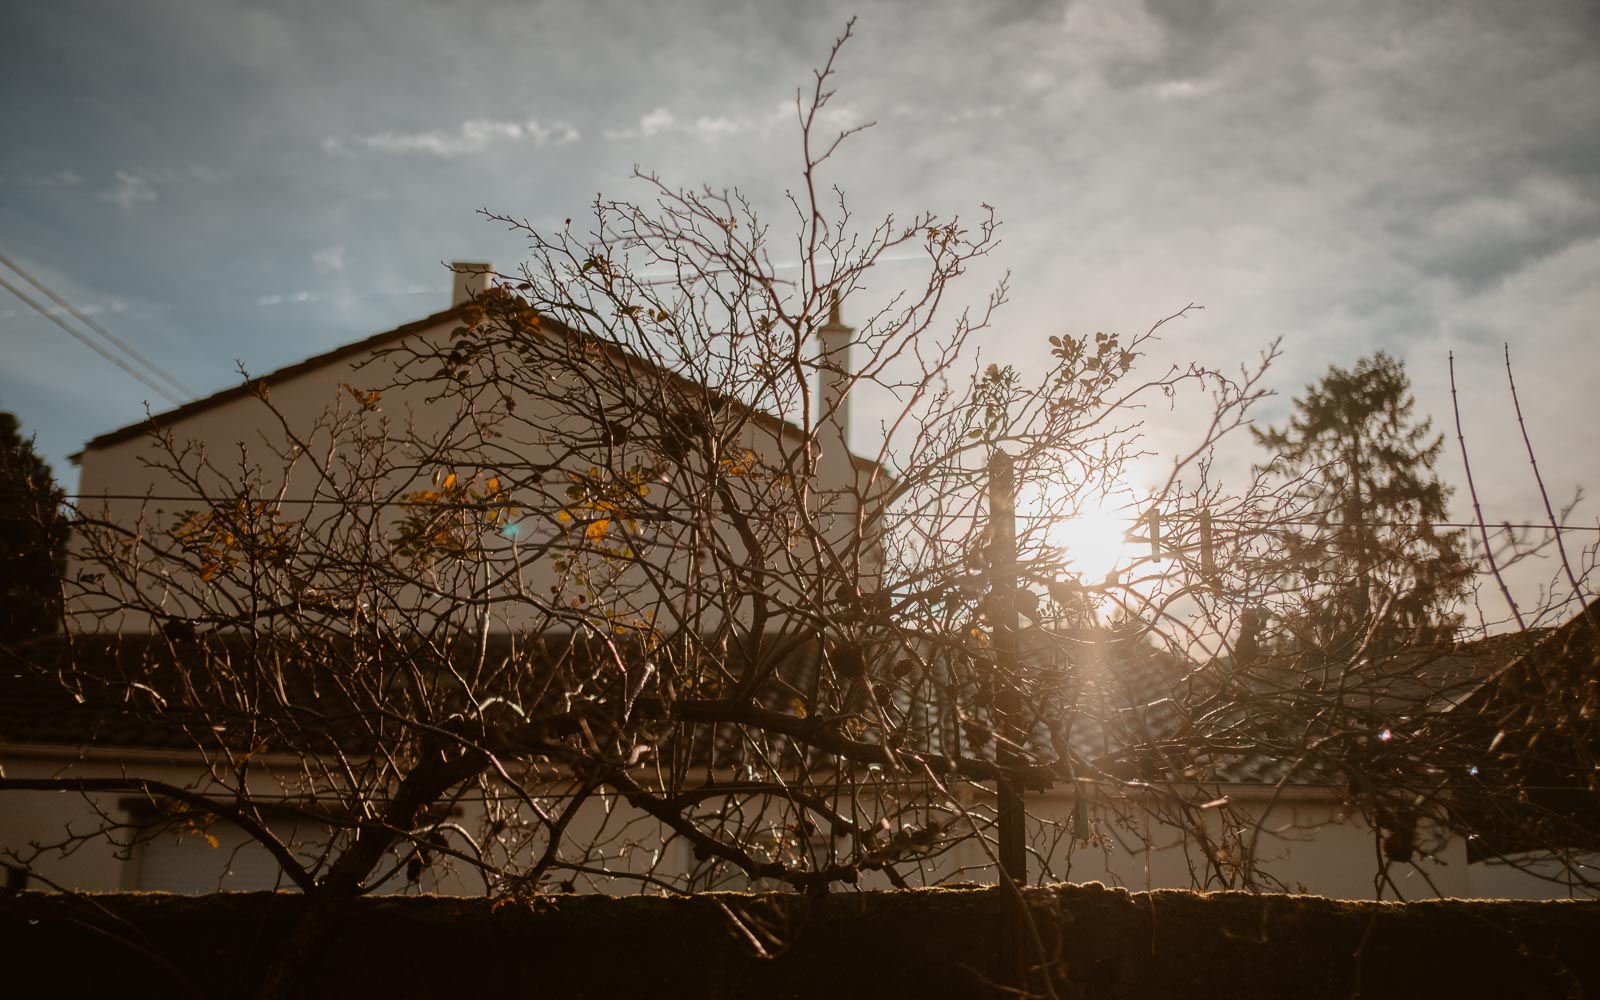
1449 351 1525 631
1504 344 1591 625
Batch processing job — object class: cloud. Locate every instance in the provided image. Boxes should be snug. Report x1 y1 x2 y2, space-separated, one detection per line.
257 291 319 306
605 107 678 140
0 170 84 187
99 171 155 211
147 164 221 184
1062 0 1167 63
312 246 346 273
32 170 84 186
689 115 742 139
20 298 129 319
1152 78 1217 101
1402 174 1598 290
640 108 676 136
815 103 867 131
328 119 580 157
605 106 769 141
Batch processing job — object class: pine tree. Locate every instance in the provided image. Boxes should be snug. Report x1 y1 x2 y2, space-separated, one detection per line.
1251 353 1472 657
0 409 66 643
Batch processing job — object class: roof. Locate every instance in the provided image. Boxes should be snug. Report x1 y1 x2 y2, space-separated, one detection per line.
0 630 649 753
74 302 889 481
0 641 198 751
1066 620 1567 789
76 306 464 456
0 631 822 762
1450 596 1600 854
0 633 386 752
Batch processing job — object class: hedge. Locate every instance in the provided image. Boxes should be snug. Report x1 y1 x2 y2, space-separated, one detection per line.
4 883 1597 998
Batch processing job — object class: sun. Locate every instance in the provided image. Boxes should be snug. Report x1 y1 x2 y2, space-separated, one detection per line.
1044 503 1138 585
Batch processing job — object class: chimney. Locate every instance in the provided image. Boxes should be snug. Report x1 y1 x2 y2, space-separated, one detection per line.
816 294 854 491
450 262 494 307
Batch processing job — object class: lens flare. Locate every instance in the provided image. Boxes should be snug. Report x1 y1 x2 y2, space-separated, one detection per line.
1045 505 1137 584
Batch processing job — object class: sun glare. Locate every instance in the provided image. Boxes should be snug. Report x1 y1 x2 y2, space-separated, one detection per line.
1045 505 1138 584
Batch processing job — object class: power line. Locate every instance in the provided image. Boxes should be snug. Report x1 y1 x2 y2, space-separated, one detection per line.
0 252 198 399
0 255 193 404
0 271 184 406
56 493 1600 534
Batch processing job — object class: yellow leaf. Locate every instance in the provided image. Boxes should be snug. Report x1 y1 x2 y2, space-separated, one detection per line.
586 518 610 541
443 472 458 490
204 834 220 849
556 510 572 523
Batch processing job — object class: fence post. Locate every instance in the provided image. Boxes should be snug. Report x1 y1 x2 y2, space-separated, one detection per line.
988 449 1027 986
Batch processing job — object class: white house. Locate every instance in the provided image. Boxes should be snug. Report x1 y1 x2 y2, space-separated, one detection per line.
2 266 1591 900
6 262 899 896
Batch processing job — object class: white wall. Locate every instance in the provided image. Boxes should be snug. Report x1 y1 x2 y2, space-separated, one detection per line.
67 309 881 635
6 745 1585 900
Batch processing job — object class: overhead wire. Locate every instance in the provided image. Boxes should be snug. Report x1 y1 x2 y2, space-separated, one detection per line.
0 251 197 399
52 492 1600 534
0 253 193 405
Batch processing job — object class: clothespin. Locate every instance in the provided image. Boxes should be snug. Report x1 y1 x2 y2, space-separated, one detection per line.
1147 508 1163 563
1199 510 1217 584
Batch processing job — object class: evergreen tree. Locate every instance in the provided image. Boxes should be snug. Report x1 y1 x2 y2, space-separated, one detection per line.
1251 353 1472 657
0 409 66 643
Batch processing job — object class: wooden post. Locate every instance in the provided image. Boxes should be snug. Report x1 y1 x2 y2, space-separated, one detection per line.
988 450 1026 986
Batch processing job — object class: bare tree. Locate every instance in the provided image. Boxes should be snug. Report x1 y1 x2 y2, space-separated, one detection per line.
1067 353 1600 899
4 23 1253 903
4 24 1596 1000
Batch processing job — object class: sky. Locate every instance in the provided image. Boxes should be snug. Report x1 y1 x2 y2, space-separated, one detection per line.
2 0 1597 612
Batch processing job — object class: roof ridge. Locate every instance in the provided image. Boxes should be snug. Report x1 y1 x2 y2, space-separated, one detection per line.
77 305 467 456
